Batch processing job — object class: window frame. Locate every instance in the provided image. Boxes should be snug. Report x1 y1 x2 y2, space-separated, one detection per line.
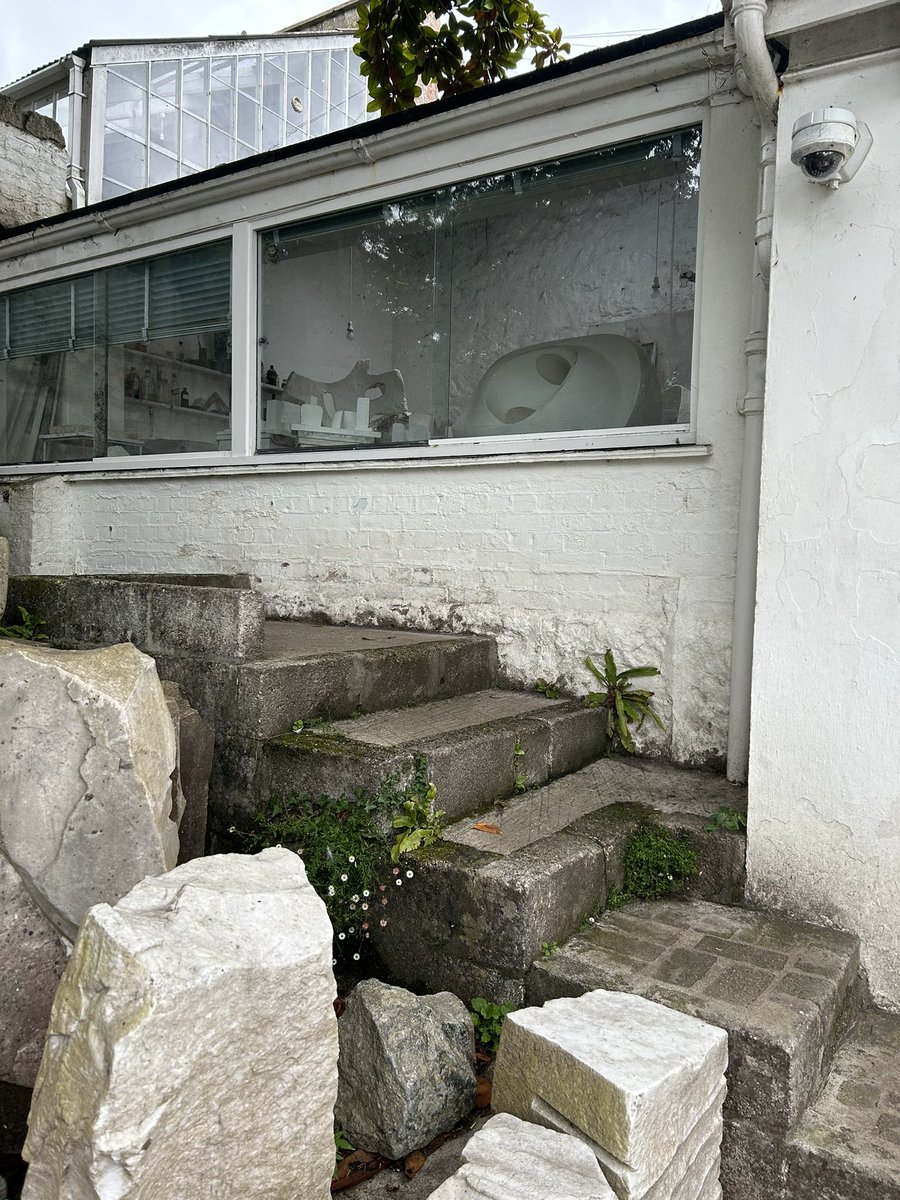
0 104 708 475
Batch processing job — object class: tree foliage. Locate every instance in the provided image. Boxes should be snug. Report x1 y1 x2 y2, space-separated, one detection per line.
354 0 569 115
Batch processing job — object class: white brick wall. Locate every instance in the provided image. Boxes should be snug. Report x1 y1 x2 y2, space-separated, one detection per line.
1 450 738 767
0 120 68 229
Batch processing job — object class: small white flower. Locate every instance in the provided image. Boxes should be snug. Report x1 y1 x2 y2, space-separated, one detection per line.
340 873 348 882
348 855 356 863
349 927 355 934
405 870 414 879
361 903 369 911
353 953 360 961
351 895 360 903
396 879 403 886
338 932 346 940
332 958 337 966
327 886 335 896
362 890 370 898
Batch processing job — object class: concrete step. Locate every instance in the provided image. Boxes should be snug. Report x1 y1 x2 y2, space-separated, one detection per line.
372 758 747 1007
259 688 605 822
527 899 862 1200
786 1009 900 1199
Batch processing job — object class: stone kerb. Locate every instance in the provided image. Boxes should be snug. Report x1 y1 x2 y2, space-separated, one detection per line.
492 990 728 1200
22 849 338 1200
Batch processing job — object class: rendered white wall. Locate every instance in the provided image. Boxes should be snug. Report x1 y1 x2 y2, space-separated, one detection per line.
747 54 900 1009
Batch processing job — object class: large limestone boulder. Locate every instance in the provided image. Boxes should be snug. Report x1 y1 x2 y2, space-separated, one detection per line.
335 979 477 1161
0 857 68 1088
23 848 338 1200
0 641 180 940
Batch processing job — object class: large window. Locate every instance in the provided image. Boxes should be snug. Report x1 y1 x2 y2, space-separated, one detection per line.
257 127 700 453
0 242 231 464
101 49 367 199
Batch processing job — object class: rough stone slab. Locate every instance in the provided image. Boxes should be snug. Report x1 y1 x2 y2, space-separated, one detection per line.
0 641 180 940
527 900 861 1133
532 1082 724 1200
786 1009 900 1199
444 758 744 856
492 990 727 1186
261 621 467 659
161 681 215 863
335 979 476 1161
428 1112 617 1199
0 856 68 1088
22 848 338 1200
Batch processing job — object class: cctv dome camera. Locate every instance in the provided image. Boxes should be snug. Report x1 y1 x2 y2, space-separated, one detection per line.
791 108 872 188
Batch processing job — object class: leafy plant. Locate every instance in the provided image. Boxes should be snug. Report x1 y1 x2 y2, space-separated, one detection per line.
705 805 747 833
584 650 665 755
622 825 697 901
470 997 516 1055
535 676 561 699
514 773 528 794
290 716 332 733
0 605 48 641
540 941 559 958
355 0 569 116
391 781 445 863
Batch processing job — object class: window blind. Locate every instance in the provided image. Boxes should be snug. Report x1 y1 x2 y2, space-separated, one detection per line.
2 275 93 359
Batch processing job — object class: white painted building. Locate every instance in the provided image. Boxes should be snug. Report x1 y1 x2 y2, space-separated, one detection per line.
0 2 898 1007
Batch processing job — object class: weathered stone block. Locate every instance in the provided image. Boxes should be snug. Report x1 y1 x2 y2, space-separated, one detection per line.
22 848 337 1200
0 857 68 1088
492 990 727 1192
0 537 8 619
0 642 179 940
335 979 476 1161
428 1112 617 1200
161 681 215 862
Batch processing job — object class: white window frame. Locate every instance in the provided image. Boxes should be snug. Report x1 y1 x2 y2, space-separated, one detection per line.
0 99 709 476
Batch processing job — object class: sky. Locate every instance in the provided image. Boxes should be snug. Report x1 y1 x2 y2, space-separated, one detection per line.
2 0 720 88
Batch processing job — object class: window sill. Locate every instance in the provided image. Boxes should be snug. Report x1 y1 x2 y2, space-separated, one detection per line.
0 441 711 483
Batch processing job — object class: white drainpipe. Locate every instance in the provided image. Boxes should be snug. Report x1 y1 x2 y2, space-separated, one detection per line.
724 0 779 782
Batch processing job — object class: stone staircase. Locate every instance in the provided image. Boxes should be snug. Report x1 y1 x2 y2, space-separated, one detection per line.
8 575 899 1200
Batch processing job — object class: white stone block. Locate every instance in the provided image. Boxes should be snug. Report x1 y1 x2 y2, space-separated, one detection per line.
22 848 338 1200
532 1081 724 1200
492 990 727 1189
0 642 180 940
428 1112 617 1199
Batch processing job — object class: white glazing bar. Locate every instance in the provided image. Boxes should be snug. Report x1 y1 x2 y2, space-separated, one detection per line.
229 221 256 457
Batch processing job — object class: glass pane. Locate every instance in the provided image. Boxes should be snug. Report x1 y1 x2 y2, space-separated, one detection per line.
102 178 131 200
149 148 179 186
150 60 179 102
447 129 702 436
103 129 146 190
261 107 282 152
0 348 97 464
210 80 235 134
33 97 54 117
237 92 258 148
309 51 328 138
209 127 234 167
258 201 445 453
105 74 146 141
235 141 256 160
263 57 284 113
237 55 259 100
55 94 70 144
109 62 148 89
181 111 208 169
329 51 348 128
347 61 366 124
182 59 209 119
149 96 178 153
